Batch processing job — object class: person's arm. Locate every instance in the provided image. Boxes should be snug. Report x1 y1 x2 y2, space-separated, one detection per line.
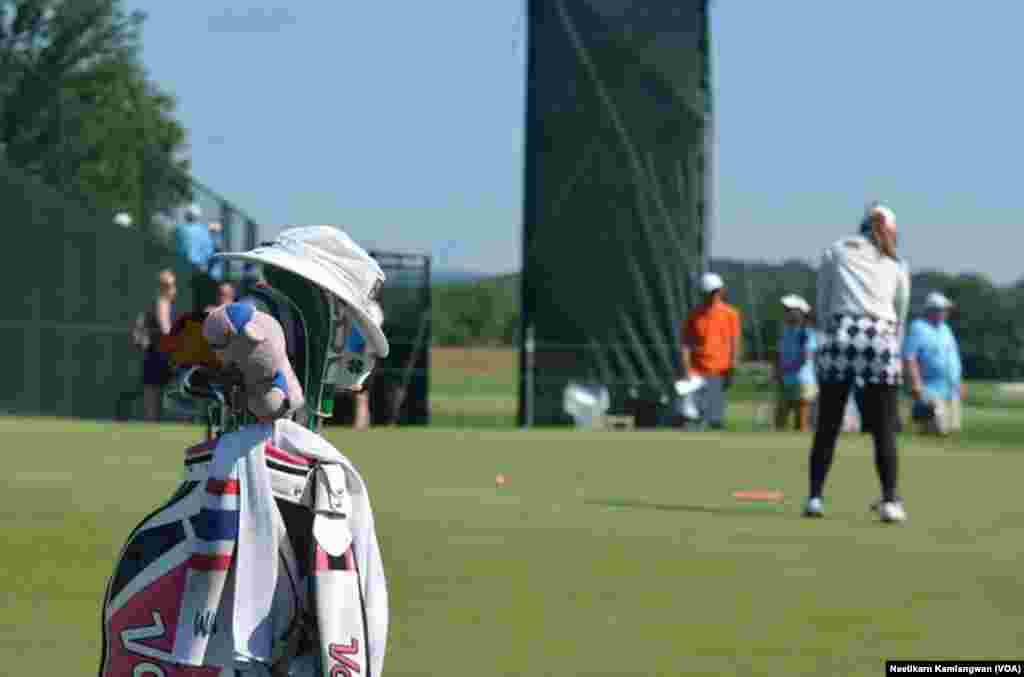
895 261 911 344
816 247 835 333
679 318 694 378
904 357 924 400
902 323 923 400
730 310 742 371
722 310 740 390
155 298 172 335
800 330 817 371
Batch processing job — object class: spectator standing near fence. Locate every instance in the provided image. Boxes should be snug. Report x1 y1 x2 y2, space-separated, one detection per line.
174 204 223 309
351 301 384 430
804 203 911 523
203 282 235 313
140 270 177 422
174 204 215 271
679 272 742 430
903 291 965 435
775 294 818 432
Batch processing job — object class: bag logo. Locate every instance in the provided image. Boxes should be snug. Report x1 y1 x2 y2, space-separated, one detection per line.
328 638 362 677
193 610 218 637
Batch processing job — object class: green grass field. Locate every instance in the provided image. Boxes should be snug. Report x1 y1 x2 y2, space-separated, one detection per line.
430 347 518 427
3 412 1024 675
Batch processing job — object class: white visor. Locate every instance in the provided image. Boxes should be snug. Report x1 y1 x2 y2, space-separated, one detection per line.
781 294 811 314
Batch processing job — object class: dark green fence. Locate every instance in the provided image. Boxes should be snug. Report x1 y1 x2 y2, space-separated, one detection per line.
0 160 263 420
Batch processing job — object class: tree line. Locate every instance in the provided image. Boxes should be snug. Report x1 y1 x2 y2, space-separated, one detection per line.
1 0 188 235
432 262 1024 380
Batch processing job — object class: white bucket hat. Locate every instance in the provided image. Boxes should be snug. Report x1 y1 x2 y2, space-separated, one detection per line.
924 291 954 311
781 294 811 314
700 272 724 294
215 226 389 358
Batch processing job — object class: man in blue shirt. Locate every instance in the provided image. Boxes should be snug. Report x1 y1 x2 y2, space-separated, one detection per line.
775 294 818 431
175 203 228 311
174 204 216 271
903 291 964 435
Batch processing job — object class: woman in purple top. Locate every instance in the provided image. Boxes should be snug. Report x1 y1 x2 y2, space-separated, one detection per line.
142 269 177 421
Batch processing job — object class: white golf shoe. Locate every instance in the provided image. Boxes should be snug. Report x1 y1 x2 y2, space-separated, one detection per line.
873 500 907 524
803 497 825 518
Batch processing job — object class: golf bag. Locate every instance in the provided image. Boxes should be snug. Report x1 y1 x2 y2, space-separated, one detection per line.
101 226 392 676
99 419 388 676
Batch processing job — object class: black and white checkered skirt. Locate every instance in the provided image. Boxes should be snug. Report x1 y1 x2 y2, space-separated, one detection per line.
816 314 902 386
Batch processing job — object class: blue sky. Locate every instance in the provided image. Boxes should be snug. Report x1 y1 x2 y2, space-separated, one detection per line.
128 1 1024 284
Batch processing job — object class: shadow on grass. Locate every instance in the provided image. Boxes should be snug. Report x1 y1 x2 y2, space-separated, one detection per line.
585 497 792 518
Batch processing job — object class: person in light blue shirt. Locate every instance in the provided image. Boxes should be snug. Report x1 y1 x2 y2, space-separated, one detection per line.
174 204 215 269
174 203 227 282
902 291 964 435
775 294 818 431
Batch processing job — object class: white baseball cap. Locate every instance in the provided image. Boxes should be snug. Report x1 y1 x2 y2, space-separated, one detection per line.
700 272 724 293
781 294 811 314
924 291 954 311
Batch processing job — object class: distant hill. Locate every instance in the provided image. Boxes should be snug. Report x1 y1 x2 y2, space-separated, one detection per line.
429 259 813 294
432 269 498 285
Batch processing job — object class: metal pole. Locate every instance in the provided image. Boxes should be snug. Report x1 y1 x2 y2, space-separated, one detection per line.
220 199 234 279
524 324 535 428
700 0 714 275
518 0 538 428
424 255 432 425
743 263 763 361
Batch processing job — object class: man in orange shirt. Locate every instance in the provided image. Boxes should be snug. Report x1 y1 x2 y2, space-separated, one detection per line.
679 272 742 429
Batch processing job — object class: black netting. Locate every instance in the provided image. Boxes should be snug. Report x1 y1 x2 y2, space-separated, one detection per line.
520 0 712 425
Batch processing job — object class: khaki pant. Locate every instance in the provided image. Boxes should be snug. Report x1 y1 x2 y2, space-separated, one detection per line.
916 398 962 435
776 383 819 431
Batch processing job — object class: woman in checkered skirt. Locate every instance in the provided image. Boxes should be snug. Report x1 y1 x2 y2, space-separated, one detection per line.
804 203 911 523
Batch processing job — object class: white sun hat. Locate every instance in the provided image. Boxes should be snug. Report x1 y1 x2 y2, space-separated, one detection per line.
700 272 724 293
924 291 954 311
781 294 812 314
215 226 389 358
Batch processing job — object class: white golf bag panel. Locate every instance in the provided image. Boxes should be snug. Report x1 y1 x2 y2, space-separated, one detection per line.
100 420 388 677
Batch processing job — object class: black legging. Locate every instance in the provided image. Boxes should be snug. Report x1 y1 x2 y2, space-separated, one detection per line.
809 382 899 502
853 386 904 435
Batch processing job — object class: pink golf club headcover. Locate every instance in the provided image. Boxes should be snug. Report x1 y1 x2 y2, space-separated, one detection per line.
202 303 305 420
